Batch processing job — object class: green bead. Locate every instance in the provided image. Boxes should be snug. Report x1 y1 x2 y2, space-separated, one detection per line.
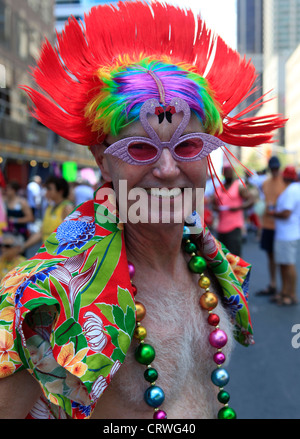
184 242 197 254
217 390 230 404
135 343 155 365
218 406 237 419
144 367 158 383
188 255 207 274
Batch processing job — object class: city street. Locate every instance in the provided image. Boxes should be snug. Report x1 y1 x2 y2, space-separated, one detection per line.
228 234 300 419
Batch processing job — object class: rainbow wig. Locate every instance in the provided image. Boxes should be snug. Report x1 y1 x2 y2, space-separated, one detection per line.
22 1 286 176
85 57 222 138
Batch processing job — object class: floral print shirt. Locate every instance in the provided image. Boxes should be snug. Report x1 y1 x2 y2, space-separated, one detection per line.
0 183 253 419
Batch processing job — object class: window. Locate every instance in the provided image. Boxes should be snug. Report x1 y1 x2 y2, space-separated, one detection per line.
29 27 40 61
56 0 80 4
57 15 81 22
27 0 54 24
245 0 255 52
0 87 10 117
0 0 11 49
40 0 54 24
17 18 28 60
27 0 40 13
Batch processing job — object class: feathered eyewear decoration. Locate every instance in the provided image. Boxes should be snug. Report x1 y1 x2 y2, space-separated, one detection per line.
21 0 286 184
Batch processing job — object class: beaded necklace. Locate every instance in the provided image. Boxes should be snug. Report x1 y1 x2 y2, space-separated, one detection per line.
127 226 237 420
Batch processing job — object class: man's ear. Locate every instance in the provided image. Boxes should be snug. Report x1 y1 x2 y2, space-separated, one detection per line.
90 144 112 182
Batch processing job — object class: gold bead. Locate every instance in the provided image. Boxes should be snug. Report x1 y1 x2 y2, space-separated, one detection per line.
199 292 218 310
134 325 147 340
198 276 211 289
135 301 146 321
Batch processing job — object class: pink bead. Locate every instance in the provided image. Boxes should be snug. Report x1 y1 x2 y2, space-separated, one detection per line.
153 410 167 419
128 262 135 279
209 329 228 349
213 351 226 365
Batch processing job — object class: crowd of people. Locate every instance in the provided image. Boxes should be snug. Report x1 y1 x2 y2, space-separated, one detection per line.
204 156 300 306
0 171 97 281
1 154 299 306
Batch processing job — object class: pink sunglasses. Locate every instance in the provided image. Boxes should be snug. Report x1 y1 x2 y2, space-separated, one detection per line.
103 97 223 165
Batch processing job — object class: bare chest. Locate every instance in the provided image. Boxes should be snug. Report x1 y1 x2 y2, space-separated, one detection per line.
91 278 234 419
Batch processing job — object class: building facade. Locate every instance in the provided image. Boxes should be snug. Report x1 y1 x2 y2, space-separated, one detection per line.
0 0 97 188
261 0 300 160
285 44 300 165
237 0 263 109
264 0 300 64
235 0 264 166
239 0 300 168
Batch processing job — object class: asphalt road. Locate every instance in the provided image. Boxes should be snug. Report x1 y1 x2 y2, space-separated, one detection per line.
227 233 300 420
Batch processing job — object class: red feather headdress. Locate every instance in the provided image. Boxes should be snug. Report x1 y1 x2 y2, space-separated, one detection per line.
21 0 286 150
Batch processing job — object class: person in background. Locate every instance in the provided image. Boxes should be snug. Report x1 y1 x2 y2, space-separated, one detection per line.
204 174 220 233
248 169 267 203
267 165 300 306
73 178 94 206
4 181 34 241
255 156 285 297
42 176 74 242
244 174 262 240
0 170 7 237
22 176 74 252
212 166 254 256
0 233 25 282
27 175 42 219
247 169 268 237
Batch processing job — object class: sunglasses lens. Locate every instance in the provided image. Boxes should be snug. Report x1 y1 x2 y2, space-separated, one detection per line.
174 138 204 158
128 142 158 161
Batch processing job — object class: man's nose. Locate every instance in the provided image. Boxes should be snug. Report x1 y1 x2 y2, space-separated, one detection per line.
152 148 180 179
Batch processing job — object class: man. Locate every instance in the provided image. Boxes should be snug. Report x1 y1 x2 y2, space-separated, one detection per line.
268 165 300 305
212 166 254 257
0 1 285 419
73 178 94 206
27 175 42 219
256 156 285 297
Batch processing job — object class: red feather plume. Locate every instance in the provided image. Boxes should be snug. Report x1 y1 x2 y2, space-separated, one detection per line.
21 1 286 147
